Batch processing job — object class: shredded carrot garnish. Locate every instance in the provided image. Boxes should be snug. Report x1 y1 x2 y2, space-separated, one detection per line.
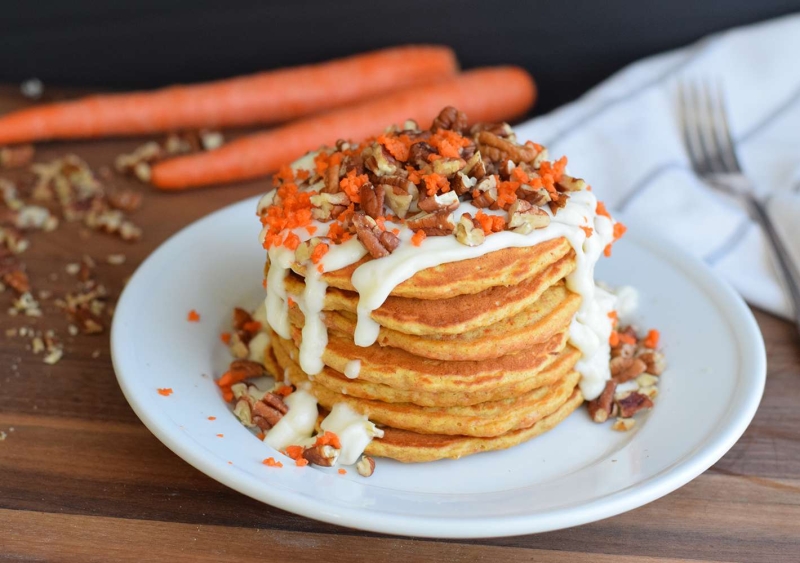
378 133 412 162
608 310 618 326
275 385 293 397
422 173 449 196
262 278 267 289
428 129 470 158
243 320 262 333
287 296 296 307
317 264 324 273
613 222 627 241
157 388 173 396
474 210 505 235
296 169 310 181
581 226 593 238
497 180 519 209
315 431 342 449
295 458 309 467
305 225 317 236
391 228 400 235
256 432 266 440
285 445 304 460
596 201 611 219
643 329 660 349
220 332 231 345
340 169 368 203
272 164 294 187
216 433 224 438
208 416 216 421
338 468 347 475
375 216 386 231
411 230 426 246
603 244 613 257
263 457 283 468
405 165 422 185
311 242 329 264
619 333 637 346
187 309 200 322
222 389 233 402
284 231 301 251
609 331 620 347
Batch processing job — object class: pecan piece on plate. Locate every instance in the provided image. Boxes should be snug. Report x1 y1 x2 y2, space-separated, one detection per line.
432 106 468 133
353 212 398 258
610 356 647 383
360 183 385 219
587 380 617 423
406 210 455 236
507 200 550 234
302 444 340 467
356 455 376 477
616 391 654 418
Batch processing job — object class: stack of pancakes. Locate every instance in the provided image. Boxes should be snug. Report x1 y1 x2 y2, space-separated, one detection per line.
266 237 586 462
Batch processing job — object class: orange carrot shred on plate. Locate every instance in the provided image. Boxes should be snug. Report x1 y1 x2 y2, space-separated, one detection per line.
216 434 224 438
242 320 262 333
0 46 458 145
295 458 309 467
220 332 231 344
263 457 283 468
285 445 304 460
608 310 618 325
581 226 593 237
643 329 660 349
275 385 294 397
157 388 173 396
596 201 611 219
256 432 266 440
222 388 234 403
207 416 216 421
619 333 637 346
187 309 200 322
151 67 537 189
314 431 342 450
338 469 347 475
609 331 620 347
411 230 426 246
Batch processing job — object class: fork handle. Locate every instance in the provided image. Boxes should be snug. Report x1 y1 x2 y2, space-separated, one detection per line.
749 197 800 332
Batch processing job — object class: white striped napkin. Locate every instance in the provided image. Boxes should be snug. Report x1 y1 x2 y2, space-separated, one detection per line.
516 13 800 319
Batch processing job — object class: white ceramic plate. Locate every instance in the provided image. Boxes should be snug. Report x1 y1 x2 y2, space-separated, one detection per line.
111 196 766 538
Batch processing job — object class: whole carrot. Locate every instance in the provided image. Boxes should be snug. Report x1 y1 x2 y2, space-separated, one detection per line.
152 67 536 190
0 46 458 145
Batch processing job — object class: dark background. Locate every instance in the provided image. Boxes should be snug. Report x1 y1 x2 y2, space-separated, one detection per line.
1 1 799 115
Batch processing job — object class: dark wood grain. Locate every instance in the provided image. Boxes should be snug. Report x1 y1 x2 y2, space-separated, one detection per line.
0 86 798 563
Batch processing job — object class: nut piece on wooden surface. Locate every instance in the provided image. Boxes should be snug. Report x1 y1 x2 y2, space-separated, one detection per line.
356 455 376 477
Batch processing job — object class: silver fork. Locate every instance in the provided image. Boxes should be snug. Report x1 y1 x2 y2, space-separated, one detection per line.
678 80 800 332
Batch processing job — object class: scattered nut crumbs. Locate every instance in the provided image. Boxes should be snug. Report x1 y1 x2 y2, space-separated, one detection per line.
157 388 173 396
106 253 126 265
115 131 224 182
586 315 665 430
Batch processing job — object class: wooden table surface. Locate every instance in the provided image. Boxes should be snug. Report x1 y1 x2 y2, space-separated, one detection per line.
0 86 798 563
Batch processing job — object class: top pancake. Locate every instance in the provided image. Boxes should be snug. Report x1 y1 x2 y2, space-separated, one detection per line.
290 237 573 300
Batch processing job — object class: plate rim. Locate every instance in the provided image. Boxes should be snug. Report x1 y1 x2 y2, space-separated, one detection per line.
111 196 766 538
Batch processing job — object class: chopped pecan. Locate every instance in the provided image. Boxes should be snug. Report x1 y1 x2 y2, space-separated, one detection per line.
556 175 587 192
418 191 459 213
507 200 550 233
615 391 654 418
406 210 455 236
612 418 636 432
71 307 104 334
360 183 384 219
637 350 666 375
454 214 485 247
452 172 477 196
587 380 617 423
362 143 398 176
548 192 569 215
470 122 515 139
302 444 340 467
516 184 551 206
499 159 516 179
311 191 350 221
432 106 468 133
0 145 35 169
476 131 538 164
232 307 253 331
107 189 143 212
378 230 400 252
431 157 465 177
322 159 341 193
471 175 498 208
229 359 268 379
252 393 289 430
408 142 437 168
383 185 414 219
610 356 647 383
295 237 322 263
353 213 394 258
2 269 30 295
462 152 486 179
233 399 254 427
611 341 637 359
356 455 376 477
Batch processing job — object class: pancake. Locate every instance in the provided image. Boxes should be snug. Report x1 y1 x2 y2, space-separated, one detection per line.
284 250 576 336
365 390 584 462
294 283 581 361
274 339 581 437
291 237 574 300
291 325 571 395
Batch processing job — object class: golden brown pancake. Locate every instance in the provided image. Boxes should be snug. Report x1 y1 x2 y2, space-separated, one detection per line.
284 251 575 336
291 237 574 300
365 390 584 462
274 340 581 438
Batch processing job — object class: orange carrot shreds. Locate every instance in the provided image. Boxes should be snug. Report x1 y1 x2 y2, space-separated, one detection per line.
157 388 173 396
314 151 342 175
643 329 661 349
216 433 224 438
305 225 318 236
474 210 506 235
275 385 294 397
510 167 530 184
338 469 347 475
296 169 310 181
581 226 594 237
187 309 200 322
284 231 301 251
405 165 422 185
263 457 283 468
260 180 315 249
295 458 309 467
491 215 505 232
422 173 449 196
262 278 267 289
314 431 342 449
609 331 620 347
411 229 427 246
608 310 618 325
428 129 471 158
375 216 386 231
272 164 295 187
326 222 351 244
340 169 369 203
377 133 412 162
427 153 443 162
391 228 400 235
604 244 613 257
243 320 262 333
613 221 627 241
525 140 544 152
317 264 324 273
256 432 266 440
222 388 234 402
496 180 519 208
619 332 637 346
208 416 217 421
596 201 611 219
310 242 330 264
285 445 304 460
287 296 296 307
220 332 231 344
